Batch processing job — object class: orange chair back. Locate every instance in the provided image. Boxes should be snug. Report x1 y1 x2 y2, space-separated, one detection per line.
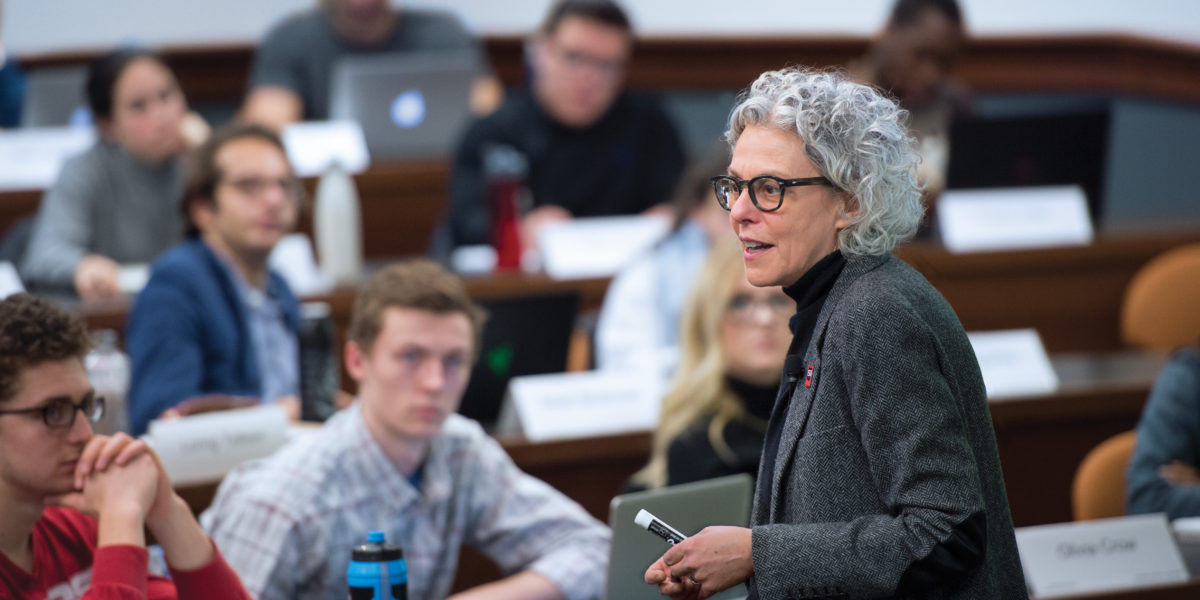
1121 243 1200 351
1071 430 1137 521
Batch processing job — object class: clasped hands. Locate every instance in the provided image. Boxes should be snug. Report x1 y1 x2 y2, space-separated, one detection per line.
46 433 175 536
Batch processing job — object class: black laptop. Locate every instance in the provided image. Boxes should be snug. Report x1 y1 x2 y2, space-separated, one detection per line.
946 109 1111 223
457 293 580 429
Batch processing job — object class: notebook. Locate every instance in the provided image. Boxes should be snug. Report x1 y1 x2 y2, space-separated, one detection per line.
456 292 580 429
605 474 754 600
328 50 481 160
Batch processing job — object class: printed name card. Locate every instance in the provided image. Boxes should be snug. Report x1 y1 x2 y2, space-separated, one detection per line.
144 405 289 485
967 329 1059 399
1015 514 1188 598
938 185 1093 253
0 127 95 190
538 215 670 280
281 120 370 177
506 370 662 441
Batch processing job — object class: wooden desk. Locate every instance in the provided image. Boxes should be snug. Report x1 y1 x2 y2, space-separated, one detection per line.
994 351 1167 526
171 350 1164 591
895 231 1200 353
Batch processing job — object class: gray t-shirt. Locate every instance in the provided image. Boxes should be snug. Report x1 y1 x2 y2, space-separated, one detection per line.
249 8 481 121
21 141 183 291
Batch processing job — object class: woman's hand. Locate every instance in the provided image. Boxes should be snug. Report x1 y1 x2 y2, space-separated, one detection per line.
644 526 754 599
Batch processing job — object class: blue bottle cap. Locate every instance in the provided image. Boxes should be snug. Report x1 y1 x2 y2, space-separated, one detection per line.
367 531 385 543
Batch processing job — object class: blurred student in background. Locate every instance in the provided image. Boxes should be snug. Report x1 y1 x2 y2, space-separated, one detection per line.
851 0 970 197
125 124 300 436
630 239 790 490
436 0 685 258
241 0 492 129
1128 338 1200 519
22 48 208 300
594 142 732 372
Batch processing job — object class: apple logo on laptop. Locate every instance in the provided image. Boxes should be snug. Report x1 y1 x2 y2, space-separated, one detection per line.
390 90 426 129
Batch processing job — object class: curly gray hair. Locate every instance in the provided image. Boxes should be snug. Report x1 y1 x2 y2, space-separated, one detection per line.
726 67 924 256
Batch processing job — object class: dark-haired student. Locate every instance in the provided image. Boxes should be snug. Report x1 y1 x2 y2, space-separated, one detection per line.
0 293 250 599
1128 338 1200 519
22 48 208 301
850 0 971 197
125 124 300 436
436 0 685 257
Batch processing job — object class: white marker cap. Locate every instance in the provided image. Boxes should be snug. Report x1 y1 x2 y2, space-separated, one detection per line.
634 509 654 530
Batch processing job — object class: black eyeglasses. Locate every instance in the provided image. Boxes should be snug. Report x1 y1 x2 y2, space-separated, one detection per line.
0 395 105 429
710 175 832 212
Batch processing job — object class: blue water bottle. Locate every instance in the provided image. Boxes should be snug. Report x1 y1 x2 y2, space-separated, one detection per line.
348 531 407 600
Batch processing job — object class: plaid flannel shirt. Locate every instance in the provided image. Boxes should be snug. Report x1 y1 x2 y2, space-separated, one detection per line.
201 404 610 599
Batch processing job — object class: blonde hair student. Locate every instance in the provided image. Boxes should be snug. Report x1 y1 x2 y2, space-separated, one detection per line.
632 237 790 489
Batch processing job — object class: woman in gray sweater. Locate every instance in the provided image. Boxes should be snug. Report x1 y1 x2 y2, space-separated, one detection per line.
22 48 206 300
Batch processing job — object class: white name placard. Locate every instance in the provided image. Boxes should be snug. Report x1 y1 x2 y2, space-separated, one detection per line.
116 263 149 295
0 127 95 190
537 215 669 280
505 370 662 441
1015 514 1188 598
281 120 370 177
938 185 1093 253
144 405 289 485
968 329 1059 399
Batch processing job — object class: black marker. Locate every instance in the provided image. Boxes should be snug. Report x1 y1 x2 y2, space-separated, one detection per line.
635 509 687 545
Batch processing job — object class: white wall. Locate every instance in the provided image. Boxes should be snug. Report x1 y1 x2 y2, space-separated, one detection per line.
4 0 1199 57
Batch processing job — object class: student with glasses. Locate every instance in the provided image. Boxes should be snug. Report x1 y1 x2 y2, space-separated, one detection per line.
124 124 302 435
435 0 686 259
0 293 250 598
644 68 1026 600
629 238 791 491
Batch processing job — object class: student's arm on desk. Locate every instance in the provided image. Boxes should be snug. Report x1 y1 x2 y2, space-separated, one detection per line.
51 434 250 599
443 122 494 249
462 428 610 600
449 571 564 600
1128 351 1200 519
21 152 112 296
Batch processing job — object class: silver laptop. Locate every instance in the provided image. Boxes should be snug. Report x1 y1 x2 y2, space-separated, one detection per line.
605 474 754 600
329 50 480 160
20 66 87 127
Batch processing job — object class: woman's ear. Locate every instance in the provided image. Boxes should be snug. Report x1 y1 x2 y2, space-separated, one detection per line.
837 193 861 229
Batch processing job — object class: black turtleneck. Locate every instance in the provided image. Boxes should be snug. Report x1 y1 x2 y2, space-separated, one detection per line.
753 250 846 519
664 375 778 487
746 250 846 600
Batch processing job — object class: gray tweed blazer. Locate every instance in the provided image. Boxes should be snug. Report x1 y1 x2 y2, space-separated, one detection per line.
748 253 1027 599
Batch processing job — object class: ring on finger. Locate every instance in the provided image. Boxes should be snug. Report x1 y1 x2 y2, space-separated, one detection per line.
689 574 700 586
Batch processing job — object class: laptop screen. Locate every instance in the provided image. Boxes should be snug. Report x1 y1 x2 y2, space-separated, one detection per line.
946 109 1111 223
457 292 580 429
329 50 481 161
